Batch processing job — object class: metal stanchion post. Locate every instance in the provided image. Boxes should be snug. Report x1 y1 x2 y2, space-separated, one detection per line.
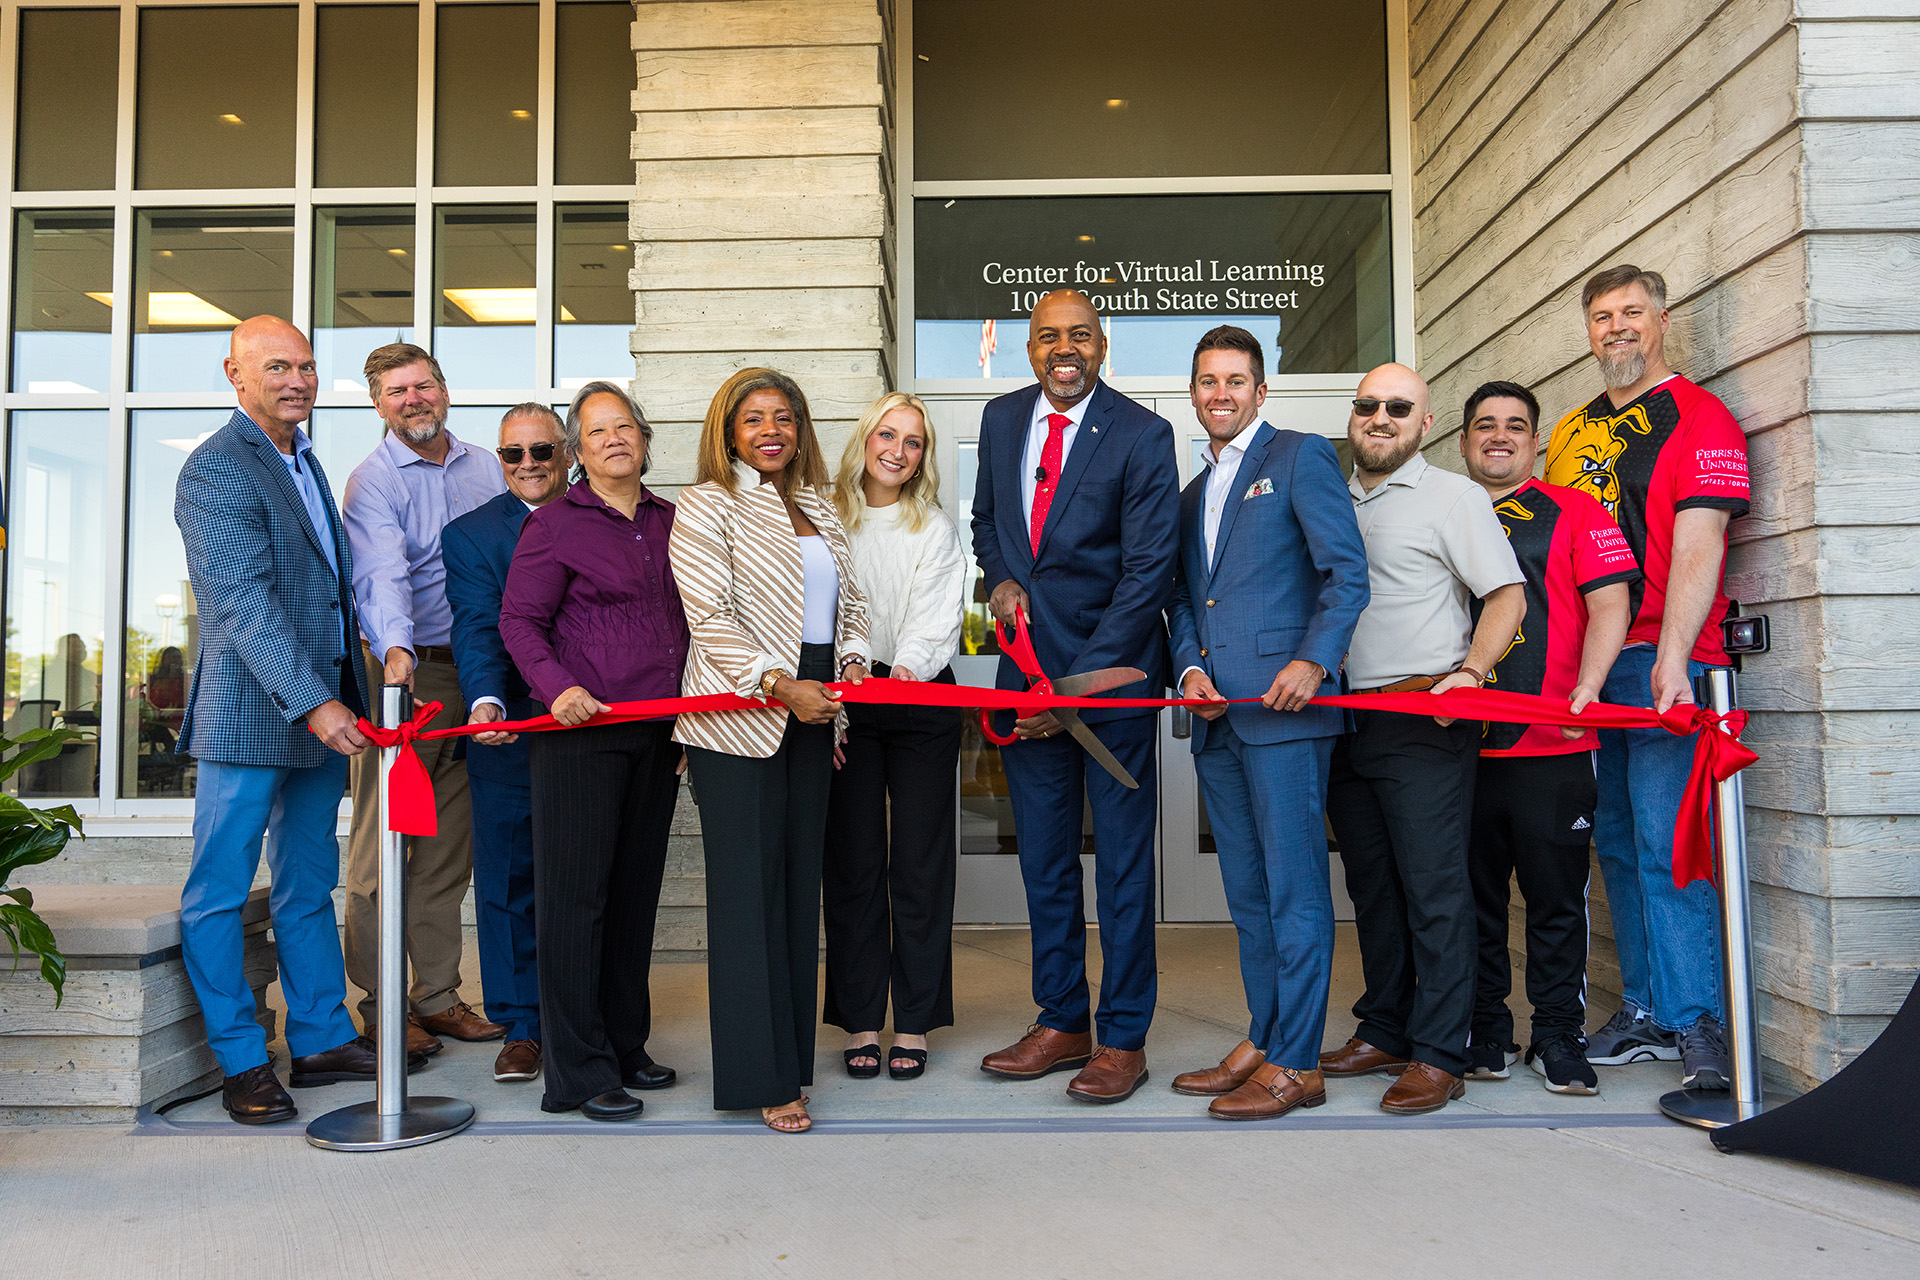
308 684 475 1151
1660 668 1769 1130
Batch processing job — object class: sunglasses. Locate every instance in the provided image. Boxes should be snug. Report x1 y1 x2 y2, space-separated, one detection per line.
1352 397 1418 420
497 443 558 464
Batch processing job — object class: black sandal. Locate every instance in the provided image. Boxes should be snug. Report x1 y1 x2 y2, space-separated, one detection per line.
843 1042 883 1079
888 1046 928 1081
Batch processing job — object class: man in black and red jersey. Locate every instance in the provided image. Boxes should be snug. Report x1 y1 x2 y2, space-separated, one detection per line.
1459 381 1637 1094
1543 265 1750 1091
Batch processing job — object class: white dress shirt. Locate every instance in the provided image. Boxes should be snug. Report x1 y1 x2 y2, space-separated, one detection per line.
1200 418 1265 569
1020 387 1095 525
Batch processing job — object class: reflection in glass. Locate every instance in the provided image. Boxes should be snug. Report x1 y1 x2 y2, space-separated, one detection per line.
11 211 115 393
132 209 295 392
15 8 120 192
434 206 536 390
136 6 298 190
315 5 419 189
125 412 219 799
555 205 632 388
914 193 1393 379
4 412 109 799
435 4 537 187
315 208 415 392
555 3 638 186
914 0 1388 181
308 408 387 508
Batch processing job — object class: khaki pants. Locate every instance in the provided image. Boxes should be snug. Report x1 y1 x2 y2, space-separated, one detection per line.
344 648 473 1028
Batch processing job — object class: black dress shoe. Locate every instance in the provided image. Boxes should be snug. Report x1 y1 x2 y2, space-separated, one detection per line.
221 1063 297 1125
580 1089 643 1121
289 1035 430 1087
621 1061 677 1091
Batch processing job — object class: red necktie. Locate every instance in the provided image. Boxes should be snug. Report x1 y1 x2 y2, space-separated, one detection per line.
1030 413 1068 556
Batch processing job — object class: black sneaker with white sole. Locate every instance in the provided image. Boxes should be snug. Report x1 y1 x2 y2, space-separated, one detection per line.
1680 1016 1731 1090
1585 1006 1680 1065
1464 1039 1515 1080
1526 1033 1599 1095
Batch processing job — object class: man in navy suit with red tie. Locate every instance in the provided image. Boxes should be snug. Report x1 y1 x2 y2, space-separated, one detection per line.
971 290 1179 1103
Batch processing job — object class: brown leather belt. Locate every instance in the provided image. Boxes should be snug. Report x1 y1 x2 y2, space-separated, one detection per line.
1352 674 1442 695
361 640 457 665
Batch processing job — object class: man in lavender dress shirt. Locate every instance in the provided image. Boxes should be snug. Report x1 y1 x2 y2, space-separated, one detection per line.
340 343 507 1052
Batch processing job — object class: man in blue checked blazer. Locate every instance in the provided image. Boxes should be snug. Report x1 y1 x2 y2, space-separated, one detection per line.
1165 326 1370 1121
441 404 570 1084
174 316 420 1125
971 290 1180 1104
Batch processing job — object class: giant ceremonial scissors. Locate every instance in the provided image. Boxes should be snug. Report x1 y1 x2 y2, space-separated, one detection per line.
977 606 1146 789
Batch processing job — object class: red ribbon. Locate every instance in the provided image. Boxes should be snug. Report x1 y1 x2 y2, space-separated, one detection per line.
327 672 1754 890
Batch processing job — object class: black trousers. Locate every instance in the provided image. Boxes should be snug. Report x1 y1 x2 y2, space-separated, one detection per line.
1326 708 1479 1076
529 718 678 1111
822 664 963 1036
1470 751 1598 1046
686 643 836 1112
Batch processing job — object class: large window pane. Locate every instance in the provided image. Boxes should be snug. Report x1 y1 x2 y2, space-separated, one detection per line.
435 5 537 187
555 204 631 388
15 9 120 192
124 411 214 800
913 0 1388 180
136 7 298 190
315 5 419 189
132 208 295 393
315 208 416 393
555 3 635 186
309 408 386 507
5 411 109 799
434 205 535 390
914 193 1393 379
11 211 114 394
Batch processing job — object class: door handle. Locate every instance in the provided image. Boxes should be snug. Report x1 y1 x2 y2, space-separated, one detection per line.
1171 706 1191 739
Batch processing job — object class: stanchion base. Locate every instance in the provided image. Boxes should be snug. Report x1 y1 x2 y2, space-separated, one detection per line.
305 1097 476 1152
1659 1088 1769 1130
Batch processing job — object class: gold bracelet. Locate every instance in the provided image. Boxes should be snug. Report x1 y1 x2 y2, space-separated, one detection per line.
760 668 791 697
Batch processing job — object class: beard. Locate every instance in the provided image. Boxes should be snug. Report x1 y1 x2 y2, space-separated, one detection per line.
1042 355 1090 399
1352 429 1422 476
394 412 445 445
1597 342 1647 390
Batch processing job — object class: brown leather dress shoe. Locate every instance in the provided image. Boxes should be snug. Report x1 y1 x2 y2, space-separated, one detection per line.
1208 1064 1326 1121
404 1015 444 1056
1171 1039 1266 1096
980 1024 1094 1079
1379 1061 1466 1115
494 1039 542 1082
1066 1046 1148 1103
290 1035 429 1087
221 1063 297 1125
1319 1035 1411 1078
416 1001 507 1042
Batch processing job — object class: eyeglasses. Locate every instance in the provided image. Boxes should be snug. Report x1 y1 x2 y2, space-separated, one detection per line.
1352 397 1418 420
497 443 557 464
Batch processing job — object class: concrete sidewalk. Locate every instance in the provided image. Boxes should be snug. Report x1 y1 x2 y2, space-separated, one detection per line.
3 926 1915 1276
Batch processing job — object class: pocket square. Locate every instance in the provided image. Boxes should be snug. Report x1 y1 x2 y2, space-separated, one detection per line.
1243 478 1274 500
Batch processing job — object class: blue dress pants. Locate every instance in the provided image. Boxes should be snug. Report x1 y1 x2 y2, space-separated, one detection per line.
470 776 540 1042
1002 711 1158 1051
1194 721 1337 1070
181 755 358 1076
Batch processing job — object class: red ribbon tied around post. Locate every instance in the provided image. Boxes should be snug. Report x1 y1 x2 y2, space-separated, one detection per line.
324 663 1756 889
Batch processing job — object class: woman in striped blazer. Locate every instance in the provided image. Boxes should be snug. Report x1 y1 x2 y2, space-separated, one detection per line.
669 368 871 1134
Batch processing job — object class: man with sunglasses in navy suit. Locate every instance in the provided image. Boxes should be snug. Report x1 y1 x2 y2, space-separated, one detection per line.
442 404 571 1085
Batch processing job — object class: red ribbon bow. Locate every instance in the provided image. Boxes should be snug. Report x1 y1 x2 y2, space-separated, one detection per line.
354 701 445 837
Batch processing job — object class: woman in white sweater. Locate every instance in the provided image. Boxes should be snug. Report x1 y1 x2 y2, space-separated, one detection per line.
824 391 970 1081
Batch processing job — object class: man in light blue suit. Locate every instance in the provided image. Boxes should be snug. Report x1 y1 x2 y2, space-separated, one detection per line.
174 316 422 1124
1165 326 1370 1121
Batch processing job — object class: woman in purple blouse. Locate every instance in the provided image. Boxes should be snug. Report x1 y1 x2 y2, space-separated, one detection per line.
499 380 690 1123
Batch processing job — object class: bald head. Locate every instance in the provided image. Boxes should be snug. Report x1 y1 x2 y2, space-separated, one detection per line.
1027 290 1106 409
224 315 316 448
1348 362 1435 485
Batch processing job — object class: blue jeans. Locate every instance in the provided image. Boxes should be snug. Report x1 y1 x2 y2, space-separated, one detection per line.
1595 645 1725 1030
181 756 358 1076
1195 723 1336 1070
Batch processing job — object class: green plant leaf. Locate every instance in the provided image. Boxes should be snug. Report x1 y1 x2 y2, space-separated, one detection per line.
0 725 91 786
0 818 74 884
0 901 64 1005
3 885 32 909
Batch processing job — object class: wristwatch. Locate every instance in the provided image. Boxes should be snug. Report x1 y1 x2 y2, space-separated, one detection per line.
760 667 791 697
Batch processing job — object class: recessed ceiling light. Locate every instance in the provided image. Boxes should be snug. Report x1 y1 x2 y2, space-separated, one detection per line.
219 113 243 125
1104 98 1126 109
609 244 629 252
387 247 407 256
83 291 245 327
1077 235 1095 243
510 109 532 119
443 287 537 324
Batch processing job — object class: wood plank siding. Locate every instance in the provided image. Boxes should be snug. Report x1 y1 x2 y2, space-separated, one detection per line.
1409 0 1920 1089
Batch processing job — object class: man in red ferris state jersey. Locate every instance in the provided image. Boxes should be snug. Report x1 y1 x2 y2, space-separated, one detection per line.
1460 381 1637 1097
1543 265 1750 1092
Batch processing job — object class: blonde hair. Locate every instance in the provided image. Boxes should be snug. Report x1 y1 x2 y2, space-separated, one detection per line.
833 392 941 533
695 368 829 495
